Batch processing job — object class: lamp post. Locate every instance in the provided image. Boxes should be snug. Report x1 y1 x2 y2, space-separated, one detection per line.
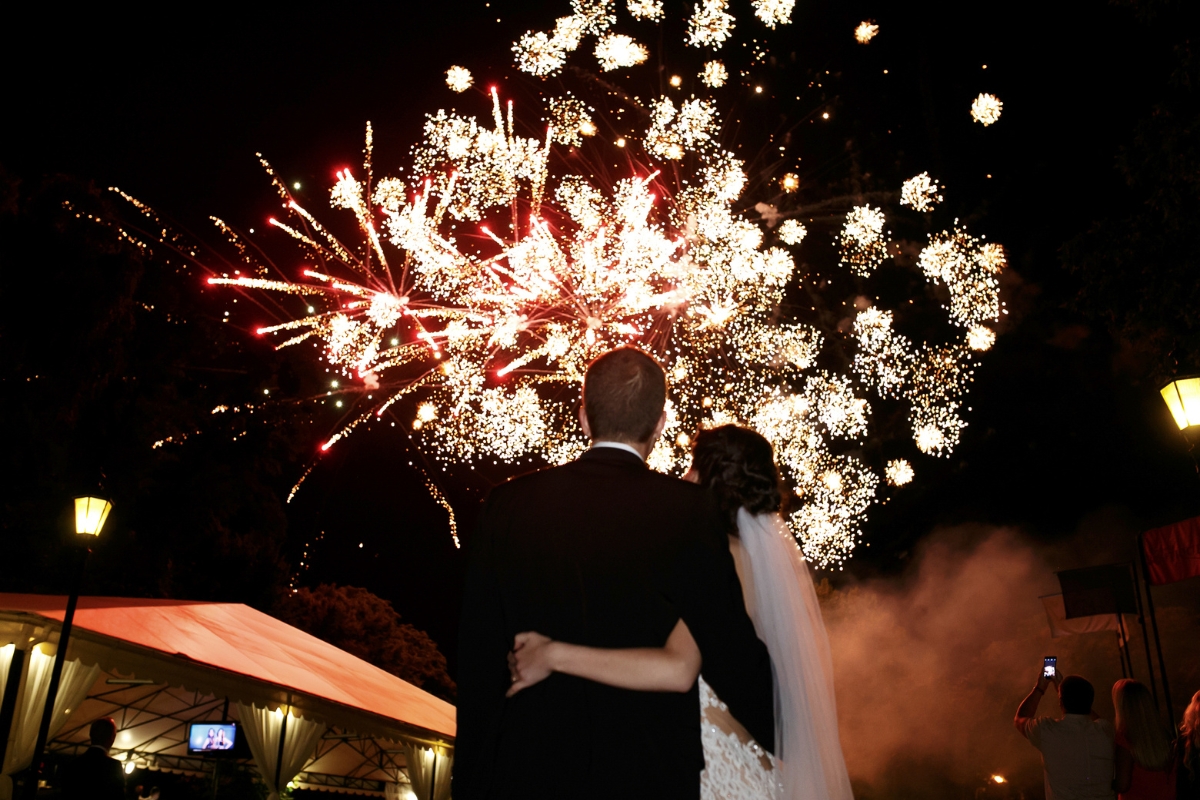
25 496 111 797
1159 376 1200 477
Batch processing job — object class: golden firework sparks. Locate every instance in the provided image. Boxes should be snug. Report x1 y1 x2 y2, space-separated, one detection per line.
594 32 649 71
626 0 663 21
777 219 807 245
900 171 943 212
855 21 879 43
752 0 794 28
687 0 736 49
445 65 473 93
967 325 996 351
700 60 728 88
838 205 890 277
885 459 914 486
971 93 1003 126
548 96 598 146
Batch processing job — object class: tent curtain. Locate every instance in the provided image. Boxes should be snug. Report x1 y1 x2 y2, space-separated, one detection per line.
384 782 415 800
402 742 452 800
236 702 325 800
0 644 13 699
0 644 99 800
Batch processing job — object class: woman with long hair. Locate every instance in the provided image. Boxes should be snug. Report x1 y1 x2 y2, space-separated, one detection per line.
507 425 854 800
1113 679 1176 800
1179 691 1200 800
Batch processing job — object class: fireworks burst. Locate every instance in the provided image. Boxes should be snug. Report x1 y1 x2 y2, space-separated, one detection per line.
900 172 943 213
445 66 473 93
133 0 1006 568
686 0 736 49
594 33 649 70
885 459 913 486
855 21 879 44
700 60 728 88
838 206 890 277
777 219 807 245
971 93 1003 126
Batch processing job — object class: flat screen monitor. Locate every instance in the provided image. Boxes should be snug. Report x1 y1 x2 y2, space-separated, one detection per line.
187 722 237 754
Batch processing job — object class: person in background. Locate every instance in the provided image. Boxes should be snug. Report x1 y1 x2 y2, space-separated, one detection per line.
1178 691 1200 800
1015 670 1116 800
59 717 125 800
1113 679 1176 800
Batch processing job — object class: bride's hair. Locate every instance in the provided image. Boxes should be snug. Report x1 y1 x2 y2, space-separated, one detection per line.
691 425 785 534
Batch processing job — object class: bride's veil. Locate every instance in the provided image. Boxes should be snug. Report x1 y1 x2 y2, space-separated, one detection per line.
736 508 855 800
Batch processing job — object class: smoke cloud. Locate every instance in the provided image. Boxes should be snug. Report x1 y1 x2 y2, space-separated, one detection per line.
821 519 1199 799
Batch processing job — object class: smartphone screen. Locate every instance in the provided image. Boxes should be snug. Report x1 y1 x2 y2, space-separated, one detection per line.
1043 656 1057 679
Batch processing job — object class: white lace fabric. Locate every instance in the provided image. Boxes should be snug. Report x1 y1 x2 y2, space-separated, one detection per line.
699 510 855 800
699 676 783 800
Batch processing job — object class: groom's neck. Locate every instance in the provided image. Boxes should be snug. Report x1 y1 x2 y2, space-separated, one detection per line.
591 437 656 460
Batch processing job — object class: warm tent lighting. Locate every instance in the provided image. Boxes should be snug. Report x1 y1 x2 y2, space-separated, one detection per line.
1160 377 1200 430
74 496 112 537
992 775 1006 784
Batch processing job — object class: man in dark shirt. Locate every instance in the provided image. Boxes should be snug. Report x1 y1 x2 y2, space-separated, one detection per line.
60 717 125 800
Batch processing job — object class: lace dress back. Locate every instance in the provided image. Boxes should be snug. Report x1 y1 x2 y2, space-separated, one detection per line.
699 675 783 800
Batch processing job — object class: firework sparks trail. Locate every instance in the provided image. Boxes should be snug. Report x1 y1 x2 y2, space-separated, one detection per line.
123 0 1008 567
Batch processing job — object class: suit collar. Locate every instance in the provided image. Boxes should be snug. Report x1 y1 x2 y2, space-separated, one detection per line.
578 446 648 469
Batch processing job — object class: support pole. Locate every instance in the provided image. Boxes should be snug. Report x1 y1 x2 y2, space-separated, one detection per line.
1115 612 1134 678
428 747 438 800
1137 532 1175 729
1131 561 1160 708
27 545 90 798
0 647 27 771
274 696 291 795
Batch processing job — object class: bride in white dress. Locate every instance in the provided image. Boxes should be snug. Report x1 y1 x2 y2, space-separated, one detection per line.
507 425 854 800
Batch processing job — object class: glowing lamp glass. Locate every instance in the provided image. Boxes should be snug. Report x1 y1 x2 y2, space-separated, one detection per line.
1160 377 1200 430
74 496 112 537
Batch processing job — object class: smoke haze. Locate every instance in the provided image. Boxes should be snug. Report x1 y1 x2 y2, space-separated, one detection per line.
822 517 1199 799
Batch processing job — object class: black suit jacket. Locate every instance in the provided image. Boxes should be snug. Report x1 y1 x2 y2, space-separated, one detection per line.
60 746 125 800
453 448 775 800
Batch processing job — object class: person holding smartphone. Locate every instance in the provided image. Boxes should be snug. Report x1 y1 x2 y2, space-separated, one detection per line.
1015 662 1116 800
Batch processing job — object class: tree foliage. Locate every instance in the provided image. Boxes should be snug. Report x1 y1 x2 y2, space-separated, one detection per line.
273 584 456 701
1061 1 1200 382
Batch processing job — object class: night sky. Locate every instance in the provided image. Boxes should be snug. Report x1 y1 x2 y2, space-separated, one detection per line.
5 0 1199 671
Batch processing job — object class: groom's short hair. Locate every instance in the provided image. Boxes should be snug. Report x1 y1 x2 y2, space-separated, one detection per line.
583 348 666 443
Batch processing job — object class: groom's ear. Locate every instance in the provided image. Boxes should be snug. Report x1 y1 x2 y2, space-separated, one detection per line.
651 409 667 442
579 403 592 439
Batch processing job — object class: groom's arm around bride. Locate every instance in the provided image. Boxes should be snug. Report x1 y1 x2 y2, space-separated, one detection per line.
453 348 774 800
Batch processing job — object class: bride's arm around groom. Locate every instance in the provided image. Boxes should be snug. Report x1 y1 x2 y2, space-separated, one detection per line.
453 347 774 800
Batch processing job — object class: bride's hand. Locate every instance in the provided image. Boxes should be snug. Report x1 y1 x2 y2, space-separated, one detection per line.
506 631 555 697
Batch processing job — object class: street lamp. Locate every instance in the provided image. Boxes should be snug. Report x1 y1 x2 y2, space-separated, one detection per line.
1160 377 1200 477
26 496 112 797
74 496 112 538
1160 377 1200 431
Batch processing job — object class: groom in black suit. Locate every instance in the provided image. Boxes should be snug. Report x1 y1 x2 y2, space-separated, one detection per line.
454 347 774 799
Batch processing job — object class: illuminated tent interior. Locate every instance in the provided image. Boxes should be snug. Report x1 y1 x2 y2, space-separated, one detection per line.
0 595 455 798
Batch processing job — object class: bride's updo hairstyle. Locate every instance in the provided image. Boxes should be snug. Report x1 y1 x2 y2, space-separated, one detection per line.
691 425 785 534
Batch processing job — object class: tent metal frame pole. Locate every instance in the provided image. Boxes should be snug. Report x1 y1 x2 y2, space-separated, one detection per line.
1137 532 1175 728
275 694 292 794
428 748 438 800
1130 561 1160 707
0 646 27 771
